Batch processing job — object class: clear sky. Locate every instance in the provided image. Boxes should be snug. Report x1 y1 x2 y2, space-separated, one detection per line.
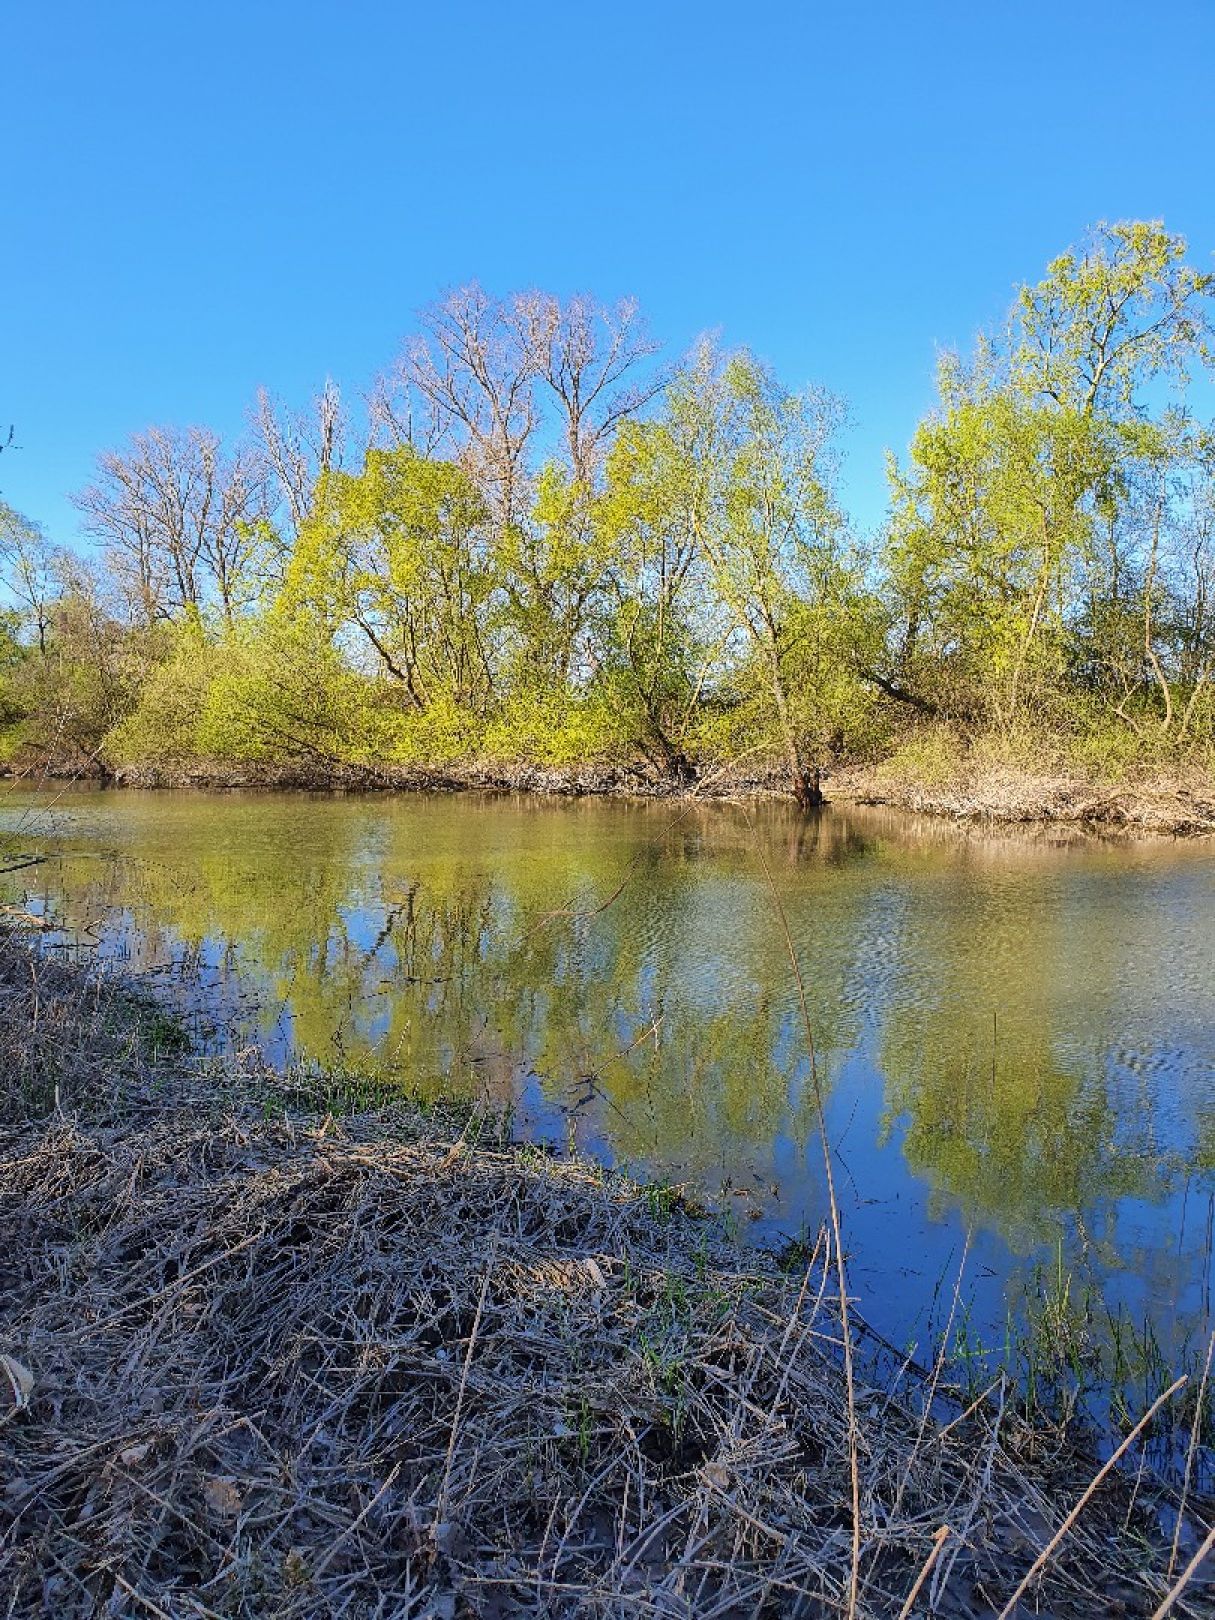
4 0 1213 548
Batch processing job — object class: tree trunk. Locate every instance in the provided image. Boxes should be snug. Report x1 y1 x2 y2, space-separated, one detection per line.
644 705 696 785
767 649 823 810
791 760 824 810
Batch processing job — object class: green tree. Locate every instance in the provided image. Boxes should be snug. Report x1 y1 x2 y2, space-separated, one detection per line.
884 221 1215 738
620 344 864 805
283 448 501 718
1013 220 1213 418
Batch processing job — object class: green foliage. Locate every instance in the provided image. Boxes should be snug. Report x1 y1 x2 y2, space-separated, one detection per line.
596 342 876 798
1013 220 1213 416
882 220 1215 749
284 449 501 716
7 225 1215 793
105 622 224 766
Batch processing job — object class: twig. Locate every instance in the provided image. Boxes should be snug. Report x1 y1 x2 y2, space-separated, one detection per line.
433 1234 498 1538
280 1462 402 1608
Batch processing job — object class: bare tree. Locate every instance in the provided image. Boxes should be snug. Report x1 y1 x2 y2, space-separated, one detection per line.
372 284 540 529
367 364 450 459
203 439 272 621
0 503 66 654
513 293 664 484
75 427 269 626
252 379 347 539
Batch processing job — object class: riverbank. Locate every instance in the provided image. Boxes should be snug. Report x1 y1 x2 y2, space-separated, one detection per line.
17 745 1215 836
834 760 1215 837
1 939 1212 1616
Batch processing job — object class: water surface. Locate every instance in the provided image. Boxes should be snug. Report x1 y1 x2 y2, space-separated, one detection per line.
3 784 1213 1367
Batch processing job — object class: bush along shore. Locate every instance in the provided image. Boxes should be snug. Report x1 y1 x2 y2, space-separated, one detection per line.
3 221 1215 827
1 936 1213 1618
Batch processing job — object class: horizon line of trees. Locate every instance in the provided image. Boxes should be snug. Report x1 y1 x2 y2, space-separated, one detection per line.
1 219 1213 805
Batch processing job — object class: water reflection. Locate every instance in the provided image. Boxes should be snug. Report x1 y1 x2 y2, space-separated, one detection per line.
2 785 1213 1358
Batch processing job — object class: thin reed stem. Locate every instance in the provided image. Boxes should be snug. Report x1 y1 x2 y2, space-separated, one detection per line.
996 1374 1188 1619
897 1524 951 1620
1168 1329 1213 1578
1151 1523 1215 1620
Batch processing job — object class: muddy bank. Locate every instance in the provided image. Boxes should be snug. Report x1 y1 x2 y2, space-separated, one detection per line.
108 756 704 797
10 747 1215 836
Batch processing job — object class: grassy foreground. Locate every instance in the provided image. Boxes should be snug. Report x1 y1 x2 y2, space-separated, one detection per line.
1 941 1212 1617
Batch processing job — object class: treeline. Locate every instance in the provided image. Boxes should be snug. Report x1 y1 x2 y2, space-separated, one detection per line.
1 220 1213 804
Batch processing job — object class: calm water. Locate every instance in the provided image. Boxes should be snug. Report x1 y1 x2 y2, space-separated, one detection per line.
3 784 1214 1365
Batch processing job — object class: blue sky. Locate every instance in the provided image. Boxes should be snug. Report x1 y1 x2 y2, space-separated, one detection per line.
4 0 1213 547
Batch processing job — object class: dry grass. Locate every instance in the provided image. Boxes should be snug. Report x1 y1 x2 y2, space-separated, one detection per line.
0 933 191 1126
0 939 1211 1618
834 752 1215 836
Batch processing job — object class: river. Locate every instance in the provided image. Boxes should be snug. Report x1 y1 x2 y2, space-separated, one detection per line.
3 784 1213 1377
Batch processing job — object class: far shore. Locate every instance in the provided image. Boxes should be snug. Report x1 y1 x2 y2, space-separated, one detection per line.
6 751 1215 837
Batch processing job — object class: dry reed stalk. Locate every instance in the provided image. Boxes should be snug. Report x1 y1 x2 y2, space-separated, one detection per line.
433 1236 497 1539
1151 1523 1215 1619
995 1374 1188 1619
894 1231 972 1515
895 1523 950 1620
1169 1329 1214 1578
